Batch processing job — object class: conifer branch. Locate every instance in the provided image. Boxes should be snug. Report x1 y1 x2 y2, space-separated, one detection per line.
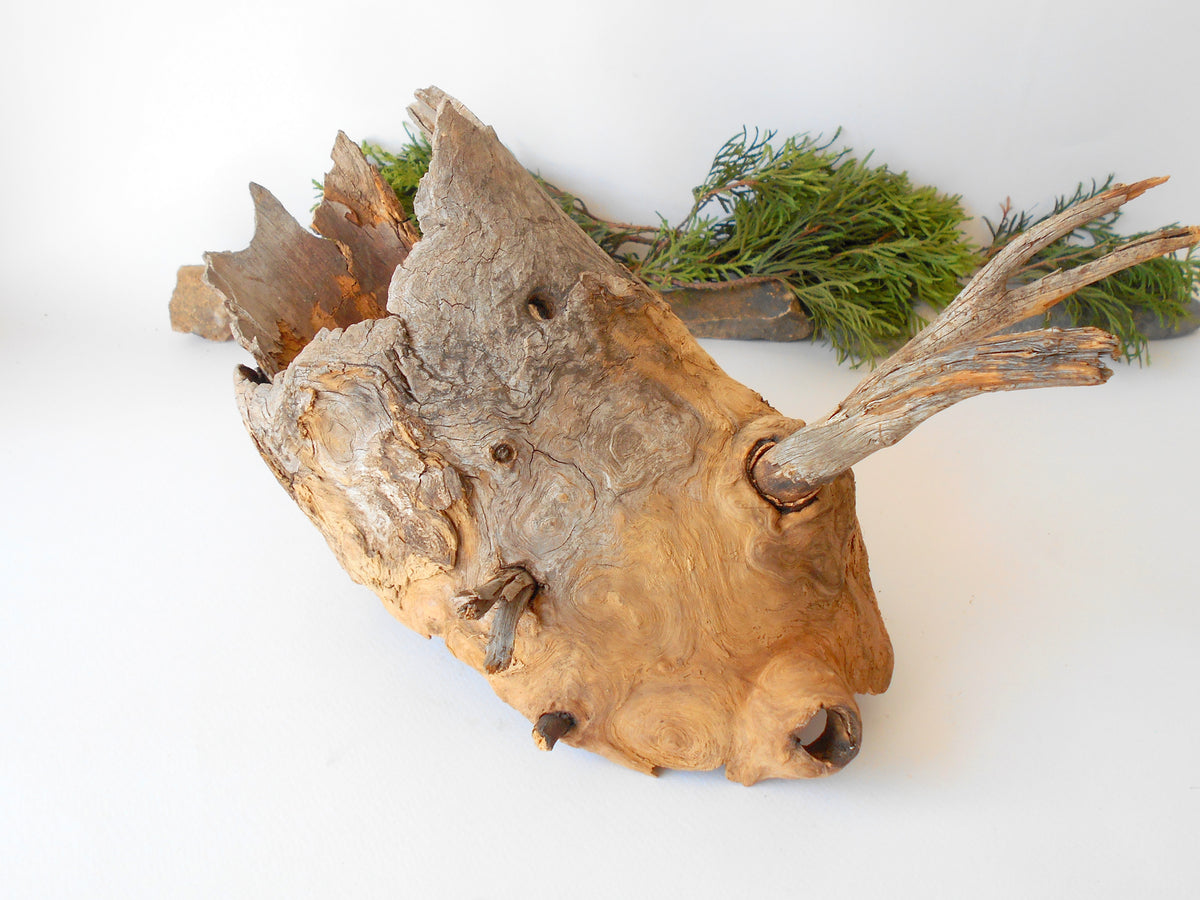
347 129 1198 366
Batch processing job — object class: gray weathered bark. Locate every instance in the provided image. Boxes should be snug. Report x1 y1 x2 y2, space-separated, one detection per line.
662 277 813 340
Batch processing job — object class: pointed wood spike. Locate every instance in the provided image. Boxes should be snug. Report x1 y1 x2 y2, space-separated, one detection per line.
312 131 418 298
533 712 576 751
204 184 380 375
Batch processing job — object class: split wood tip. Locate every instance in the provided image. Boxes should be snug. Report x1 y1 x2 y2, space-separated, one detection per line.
407 87 444 139
452 590 490 620
1112 175 1169 202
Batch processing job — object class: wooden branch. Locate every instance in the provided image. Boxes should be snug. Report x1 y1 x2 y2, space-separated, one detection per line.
454 568 539 672
484 577 536 674
751 180 1200 508
753 327 1118 505
891 178 1173 362
453 568 527 619
1004 226 1200 316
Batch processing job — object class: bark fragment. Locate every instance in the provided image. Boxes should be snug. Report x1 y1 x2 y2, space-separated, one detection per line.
169 264 233 341
662 277 813 341
204 136 418 375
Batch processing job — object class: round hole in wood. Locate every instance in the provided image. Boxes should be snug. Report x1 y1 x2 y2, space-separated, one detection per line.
793 704 862 769
490 442 515 464
527 293 555 321
793 708 828 747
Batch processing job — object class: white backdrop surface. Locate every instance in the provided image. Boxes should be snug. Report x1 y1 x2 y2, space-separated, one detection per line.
2 1 1198 897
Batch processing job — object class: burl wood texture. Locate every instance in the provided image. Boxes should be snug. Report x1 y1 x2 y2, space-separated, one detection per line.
223 91 891 783
207 88 1198 783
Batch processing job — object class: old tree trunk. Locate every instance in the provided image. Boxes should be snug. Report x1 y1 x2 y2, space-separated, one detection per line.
192 88 1199 783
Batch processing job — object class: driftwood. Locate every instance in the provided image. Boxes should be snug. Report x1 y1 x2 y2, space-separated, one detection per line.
197 88 1199 783
169 265 233 341
662 277 812 341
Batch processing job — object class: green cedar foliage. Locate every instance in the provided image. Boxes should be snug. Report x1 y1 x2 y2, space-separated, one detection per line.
629 130 978 363
360 128 433 222
351 129 1196 365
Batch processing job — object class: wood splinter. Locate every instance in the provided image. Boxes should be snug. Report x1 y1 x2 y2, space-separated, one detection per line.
452 567 534 620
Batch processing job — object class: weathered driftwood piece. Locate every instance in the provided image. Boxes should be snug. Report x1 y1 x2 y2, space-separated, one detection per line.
206 88 1199 783
204 133 414 375
169 265 233 341
661 277 813 341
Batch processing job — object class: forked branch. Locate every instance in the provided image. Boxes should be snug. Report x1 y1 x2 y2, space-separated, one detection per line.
752 178 1200 508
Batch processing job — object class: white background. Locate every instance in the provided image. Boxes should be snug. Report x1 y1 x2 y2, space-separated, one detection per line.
3 1 1198 896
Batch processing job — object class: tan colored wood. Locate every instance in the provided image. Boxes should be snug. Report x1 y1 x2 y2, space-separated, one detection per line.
168 264 233 341
202 88 1196 784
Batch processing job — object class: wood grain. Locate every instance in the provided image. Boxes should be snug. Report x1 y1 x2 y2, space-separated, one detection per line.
205 89 1196 783
216 90 892 782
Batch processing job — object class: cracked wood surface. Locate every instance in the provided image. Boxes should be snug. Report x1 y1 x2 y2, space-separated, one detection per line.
204 135 416 375
204 88 1197 783
218 90 892 783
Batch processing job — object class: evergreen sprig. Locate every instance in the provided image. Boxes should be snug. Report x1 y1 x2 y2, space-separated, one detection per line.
360 127 433 222
343 128 1196 365
983 177 1198 363
629 129 978 362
